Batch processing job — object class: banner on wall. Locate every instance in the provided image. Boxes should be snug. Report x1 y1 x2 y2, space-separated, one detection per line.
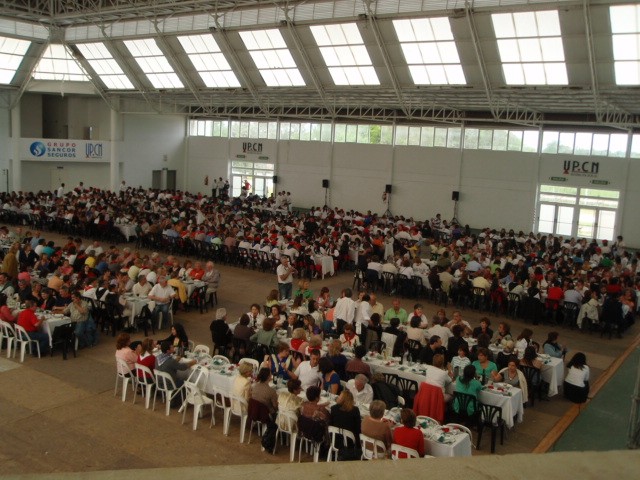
229 139 275 161
21 138 111 162
539 155 626 189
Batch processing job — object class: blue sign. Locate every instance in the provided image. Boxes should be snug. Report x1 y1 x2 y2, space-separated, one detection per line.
30 141 46 157
85 143 103 158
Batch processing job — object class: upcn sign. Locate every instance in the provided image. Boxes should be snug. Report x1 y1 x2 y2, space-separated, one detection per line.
563 160 599 178
85 143 103 159
242 142 263 154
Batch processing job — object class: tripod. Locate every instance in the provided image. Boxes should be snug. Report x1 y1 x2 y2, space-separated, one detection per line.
384 193 392 217
451 199 460 225
323 186 329 208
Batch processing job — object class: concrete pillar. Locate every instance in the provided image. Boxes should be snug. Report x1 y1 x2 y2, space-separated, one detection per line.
110 108 119 192
10 105 20 192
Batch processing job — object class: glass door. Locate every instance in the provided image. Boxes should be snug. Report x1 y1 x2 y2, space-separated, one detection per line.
537 203 575 236
577 208 596 238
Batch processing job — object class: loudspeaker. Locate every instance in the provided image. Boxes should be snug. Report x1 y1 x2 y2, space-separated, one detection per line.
273 175 278 184
385 184 392 193
322 179 329 188
452 191 459 201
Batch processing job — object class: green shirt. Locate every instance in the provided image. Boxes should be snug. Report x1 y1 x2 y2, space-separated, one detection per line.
454 378 483 415
384 307 408 325
472 360 498 380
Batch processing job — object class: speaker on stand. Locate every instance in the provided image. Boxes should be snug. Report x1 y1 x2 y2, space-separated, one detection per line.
451 190 460 225
322 179 330 207
383 184 393 217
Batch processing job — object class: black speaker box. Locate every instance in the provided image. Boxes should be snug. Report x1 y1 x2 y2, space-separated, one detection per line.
322 179 329 188
385 184 392 193
452 191 459 201
273 175 278 184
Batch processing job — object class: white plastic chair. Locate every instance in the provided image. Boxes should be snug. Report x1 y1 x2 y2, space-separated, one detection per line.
153 370 184 416
390 443 420 459
417 415 440 428
445 423 474 447
14 324 40 362
188 340 195 351
0 320 15 358
115 357 135 402
273 410 298 462
185 364 209 388
211 386 231 428
193 344 210 355
132 363 156 409
156 299 174 330
212 354 230 365
397 396 405 406
360 433 387 459
181 381 214 430
226 394 248 442
239 357 259 375
327 426 357 462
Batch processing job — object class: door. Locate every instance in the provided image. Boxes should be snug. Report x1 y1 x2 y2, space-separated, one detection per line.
578 208 617 240
537 204 574 236
50 167 69 191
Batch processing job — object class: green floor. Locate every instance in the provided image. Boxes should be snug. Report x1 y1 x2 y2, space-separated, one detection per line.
553 347 639 452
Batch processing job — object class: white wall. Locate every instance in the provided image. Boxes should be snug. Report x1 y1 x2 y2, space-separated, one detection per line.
0 107 9 192
22 162 110 192
278 140 332 208
120 114 186 189
67 96 111 140
187 136 229 195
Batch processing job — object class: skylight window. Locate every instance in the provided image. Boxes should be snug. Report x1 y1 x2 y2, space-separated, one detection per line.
0 35 30 84
239 29 305 87
610 4 640 85
76 42 134 89
392 17 465 85
123 38 184 89
310 23 379 86
33 44 89 81
492 10 568 85
178 34 240 88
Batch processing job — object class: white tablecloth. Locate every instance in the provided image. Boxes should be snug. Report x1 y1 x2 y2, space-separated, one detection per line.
315 255 334 278
183 280 206 298
423 426 472 457
541 357 564 397
203 365 237 396
476 387 523 428
124 295 150 327
118 224 138 240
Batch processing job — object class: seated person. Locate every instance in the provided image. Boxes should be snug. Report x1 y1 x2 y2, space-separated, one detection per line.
300 385 330 422
424 354 453 402
346 374 374 405
345 345 372 379
327 339 348 380
262 342 300 382
155 340 196 387
330 390 361 444
406 315 427 346
453 365 483 417
471 347 498 383
339 323 360 348
472 317 493 339
361 399 393 450
210 308 233 354
392 409 425 457
491 356 528 405
371 373 401 409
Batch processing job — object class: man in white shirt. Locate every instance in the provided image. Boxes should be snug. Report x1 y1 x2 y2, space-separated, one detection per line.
276 256 296 300
132 274 152 297
354 293 372 342
427 316 453 349
148 275 176 329
333 288 356 335
347 375 374 405
294 349 322 391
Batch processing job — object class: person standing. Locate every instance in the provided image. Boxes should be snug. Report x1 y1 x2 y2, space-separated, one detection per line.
56 183 65 198
277 256 296 300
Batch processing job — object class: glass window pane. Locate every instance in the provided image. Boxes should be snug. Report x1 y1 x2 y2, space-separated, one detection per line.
507 131 523 151
230 121 240 138
540 184 578 195
523 130 539 152
321 124 332 142
580 188 620 199
574 132 592 155
289 123 300 140
478 130 493 149
220 121 229 137
368 125 381 144
631 134 640 158
578 208 596 238
346 124 358 143
464 128 479 149
447 128 461 148
334 124 346 142
591 134 609 156
556 206 574 236
597 210 616 241
558 132 575 154
493 130 508 151
380 126 393 145
280 122 290 140
608 133 628 157
300 123 311 141
357 125 369 143
420 127 434 147
434 127 448 147
258 122 268 139
578 198 619 208
538 204 555 234
240 122 249 137
268 122 278 139
408 127 421 146
248 121 259 138
542 131 559 153
395 126 408 146
310 123 321 141
540 193 576 205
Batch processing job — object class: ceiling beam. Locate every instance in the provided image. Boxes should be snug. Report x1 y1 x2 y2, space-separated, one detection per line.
66 42 119 111
9 40 47 110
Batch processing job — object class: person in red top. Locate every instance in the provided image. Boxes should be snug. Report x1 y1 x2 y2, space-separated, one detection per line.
136 337 157 380
17 300 50 354
546 280 564 311
189 261 205 280
392 408 425 458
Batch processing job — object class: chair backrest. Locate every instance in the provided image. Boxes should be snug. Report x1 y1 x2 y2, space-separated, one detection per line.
193 344 210 355
154 369 177 392
230 393 248 416
369 340 387 354
360 433 387 459
297 415 327 443
453 391 477 418
519 365 541 388
328 426 356 449
507 292 521 302
0 319 15 337
184 381 209 405
563 301 579 312
116 357 131 376
186 364 209 388
51 322 75 342
473 287 486 296
248 398 271 423
276 410 298 433
14 324 31 342
239 357 259 375
416 415 440 428
134 363 155 384
212 354 230 364
391 443 420 459
444 423 472 441
478 402 503 426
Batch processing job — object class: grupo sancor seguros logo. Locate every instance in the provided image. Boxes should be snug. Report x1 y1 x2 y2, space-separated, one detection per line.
30 141 47 157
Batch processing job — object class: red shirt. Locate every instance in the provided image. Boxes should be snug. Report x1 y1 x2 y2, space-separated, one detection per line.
190 268 205 280
17 309 40 332
393 426 425 457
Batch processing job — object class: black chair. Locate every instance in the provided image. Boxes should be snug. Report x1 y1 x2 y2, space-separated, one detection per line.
188 285 208 314
104 301 126 337
382 372 399 387
352 268 364 291
231 338 249 363
451 391 478 427
412 276 425 299
476 403 505 453
50 322 77 360
405 339 422 362
472 287 487 311
396 274 411 297
506 293 521 318
134 304 155 337
395 377 418 408
519 365 542 407
382 272 396 295
369 341 386 354
344 371 357 381
365 269 380 292
297 415 327 462
562 301 579 328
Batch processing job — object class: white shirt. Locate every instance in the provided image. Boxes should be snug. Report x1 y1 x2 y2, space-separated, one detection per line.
149 283 175 305
276 264 293 285
346 380 374 405
565 365 589 387
294 361 321 391
426 324 453 349
424 365 452 393
354 300 372 332
333 296 356 324
132 282 152 297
